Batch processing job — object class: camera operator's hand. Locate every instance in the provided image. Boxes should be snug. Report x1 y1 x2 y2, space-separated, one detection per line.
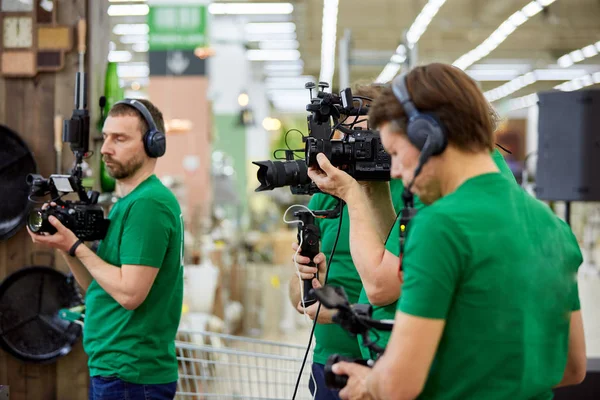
333 362 374 400
308 153 360 201
291 242 327 285
27 202 79 254
296 279 336 324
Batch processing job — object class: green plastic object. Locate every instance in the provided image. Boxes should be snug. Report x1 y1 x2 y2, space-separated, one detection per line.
58 305 85 323
99 61 123 193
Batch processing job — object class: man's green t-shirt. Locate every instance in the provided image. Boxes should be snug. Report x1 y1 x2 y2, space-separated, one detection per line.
308 193 364 365
357 149 516 359
84 175 184 384
399 173 581 399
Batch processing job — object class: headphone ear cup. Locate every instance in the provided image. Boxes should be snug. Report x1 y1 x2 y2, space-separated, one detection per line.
144 129 166 158
407 114 447 155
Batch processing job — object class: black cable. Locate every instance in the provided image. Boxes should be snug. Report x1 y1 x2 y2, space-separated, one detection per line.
292 200 345 400
285 129 306 159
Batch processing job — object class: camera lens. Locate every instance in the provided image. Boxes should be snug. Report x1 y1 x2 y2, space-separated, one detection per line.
27 210 43 232
253 160 310 192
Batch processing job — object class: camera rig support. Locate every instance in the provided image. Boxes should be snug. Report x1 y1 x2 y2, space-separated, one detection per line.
294 199 343 306
312 285 394 389
26 37 109 241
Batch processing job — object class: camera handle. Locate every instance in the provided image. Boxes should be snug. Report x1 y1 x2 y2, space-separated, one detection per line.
293 199 343 306
294 211 321 307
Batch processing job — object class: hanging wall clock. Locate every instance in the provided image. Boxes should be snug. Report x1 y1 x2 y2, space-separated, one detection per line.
0 0 73 78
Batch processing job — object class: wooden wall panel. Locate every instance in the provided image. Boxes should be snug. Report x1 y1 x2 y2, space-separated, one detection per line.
0 1 108 398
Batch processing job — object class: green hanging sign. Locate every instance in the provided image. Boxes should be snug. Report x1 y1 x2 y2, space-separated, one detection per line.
148 4 208 51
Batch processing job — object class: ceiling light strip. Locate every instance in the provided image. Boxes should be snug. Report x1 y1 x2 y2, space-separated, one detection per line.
557 40 600 68
319 0 339 89
375 0 449 83
453 0 557 70
506 71 600 111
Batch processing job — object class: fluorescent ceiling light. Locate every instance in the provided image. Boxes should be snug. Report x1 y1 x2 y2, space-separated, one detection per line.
245 22 295 34
376 0 448 83
484 68 589 102
247 49 300 61
582 44 598 58
319 0 339 89
263 62 304 71
405 0 449 45
209 3 293 15
522 1 543 17
117 63 149 78
119 34 149 44
113 24 149 35
390 54 406 64
466 69 522 81
246 32 297 42
107 4 149 16
375 63 402 84
132 42 149 52
108 50 132 63
453 0 557 70
558 40 600 67
259 40 299 50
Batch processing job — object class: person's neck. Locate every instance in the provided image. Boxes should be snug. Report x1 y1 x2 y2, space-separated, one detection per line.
116 164 155 197
438 146 499 197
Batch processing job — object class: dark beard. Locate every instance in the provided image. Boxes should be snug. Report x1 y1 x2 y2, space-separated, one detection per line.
104 154 144 180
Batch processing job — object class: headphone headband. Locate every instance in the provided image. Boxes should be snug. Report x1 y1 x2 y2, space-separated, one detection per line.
116 99 159 133
391 73 419 119
114 98 166 158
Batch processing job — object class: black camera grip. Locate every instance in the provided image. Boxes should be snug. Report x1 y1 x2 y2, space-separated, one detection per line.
299 229 319 307
296 212 321 308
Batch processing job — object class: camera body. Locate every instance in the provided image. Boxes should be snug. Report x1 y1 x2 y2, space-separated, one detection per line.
26 70 110 242
305 127 390 182
27 174 109 241
253 82 391 194
29 203 108 241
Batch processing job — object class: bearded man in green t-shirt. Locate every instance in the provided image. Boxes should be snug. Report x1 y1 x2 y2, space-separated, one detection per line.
28 99 183 400
307 63 586 400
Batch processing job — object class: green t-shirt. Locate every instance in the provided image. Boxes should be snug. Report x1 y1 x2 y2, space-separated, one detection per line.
308 193 364 365
399 173 581 399
84 175 184 384
357 149 516 359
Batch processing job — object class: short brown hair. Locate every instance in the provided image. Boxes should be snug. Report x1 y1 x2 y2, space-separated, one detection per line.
368 63 496 152
109 98 166 137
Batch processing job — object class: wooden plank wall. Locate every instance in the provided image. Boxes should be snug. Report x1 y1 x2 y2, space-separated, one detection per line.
0 1 108 399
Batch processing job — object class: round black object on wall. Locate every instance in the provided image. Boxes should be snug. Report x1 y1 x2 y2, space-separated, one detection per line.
0 266 83 363
0 124 37 240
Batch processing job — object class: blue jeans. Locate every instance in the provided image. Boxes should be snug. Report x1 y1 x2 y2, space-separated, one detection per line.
308 363 341 400
89 376 177 400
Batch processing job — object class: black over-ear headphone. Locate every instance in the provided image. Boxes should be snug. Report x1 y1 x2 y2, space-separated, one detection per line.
391 72 447 171
114 99 166 158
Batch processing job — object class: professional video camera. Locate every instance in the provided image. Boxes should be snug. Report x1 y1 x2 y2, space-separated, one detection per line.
312 285 394 390
27 67 109 241
253 82 391 195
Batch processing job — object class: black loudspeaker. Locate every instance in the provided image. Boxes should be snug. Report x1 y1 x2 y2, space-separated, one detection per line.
535 89 600 201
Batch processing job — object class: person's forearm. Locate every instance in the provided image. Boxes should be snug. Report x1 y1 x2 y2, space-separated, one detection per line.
361 182 397 242
288 274 302 309
74 245 136 308
345 184 401 305
59 250 93 291
366 354 419 400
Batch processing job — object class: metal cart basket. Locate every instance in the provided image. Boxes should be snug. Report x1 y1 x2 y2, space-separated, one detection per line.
176 330 315 400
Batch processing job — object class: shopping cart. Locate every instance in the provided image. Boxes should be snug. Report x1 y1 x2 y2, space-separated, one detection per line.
175 330 315 400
